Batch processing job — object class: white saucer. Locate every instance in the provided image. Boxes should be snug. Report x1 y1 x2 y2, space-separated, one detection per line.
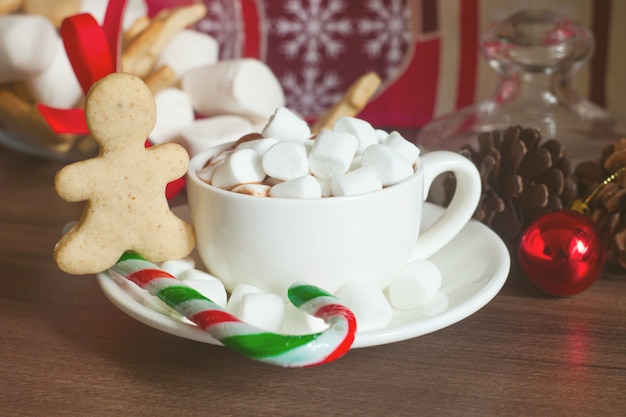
97 203 510 348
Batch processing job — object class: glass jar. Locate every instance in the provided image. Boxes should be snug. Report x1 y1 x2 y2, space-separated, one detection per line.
416 8 626 164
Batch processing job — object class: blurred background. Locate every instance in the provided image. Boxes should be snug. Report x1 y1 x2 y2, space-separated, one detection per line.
147 0 626 129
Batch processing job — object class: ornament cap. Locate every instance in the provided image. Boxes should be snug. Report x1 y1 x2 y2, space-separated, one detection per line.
569 199 588 214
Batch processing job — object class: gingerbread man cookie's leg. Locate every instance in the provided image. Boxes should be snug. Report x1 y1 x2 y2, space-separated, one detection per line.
55 205 132 275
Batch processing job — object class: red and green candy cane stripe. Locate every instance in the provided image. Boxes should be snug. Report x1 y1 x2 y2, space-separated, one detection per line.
109 252 357 367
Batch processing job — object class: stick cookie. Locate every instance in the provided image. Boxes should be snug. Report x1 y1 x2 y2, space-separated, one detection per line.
54 72 195 275
310 71 381 134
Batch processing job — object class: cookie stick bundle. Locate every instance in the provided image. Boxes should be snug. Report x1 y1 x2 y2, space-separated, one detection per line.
0 2 208 158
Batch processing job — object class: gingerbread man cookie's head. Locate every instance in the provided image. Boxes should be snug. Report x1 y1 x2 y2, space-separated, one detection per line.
53 72 195 275
85 71 156 151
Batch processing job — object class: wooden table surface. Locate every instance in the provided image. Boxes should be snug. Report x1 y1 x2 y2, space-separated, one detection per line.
1 144 625 417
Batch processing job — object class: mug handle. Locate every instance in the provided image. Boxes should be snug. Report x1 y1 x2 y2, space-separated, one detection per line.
411 151 481 259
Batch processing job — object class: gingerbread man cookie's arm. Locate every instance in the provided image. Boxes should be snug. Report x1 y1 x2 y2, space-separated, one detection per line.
54 159 102 202
147 142 190 181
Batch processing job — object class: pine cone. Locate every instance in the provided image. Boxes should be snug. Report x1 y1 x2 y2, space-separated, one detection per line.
575 139 626 268
445 126 577 244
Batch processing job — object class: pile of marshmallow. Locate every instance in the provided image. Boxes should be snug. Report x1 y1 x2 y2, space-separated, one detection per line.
120 255 445 334
0 0 285 158
197 107 421 198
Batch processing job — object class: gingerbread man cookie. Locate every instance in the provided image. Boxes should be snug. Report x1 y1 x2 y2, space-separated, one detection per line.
54 72 195 275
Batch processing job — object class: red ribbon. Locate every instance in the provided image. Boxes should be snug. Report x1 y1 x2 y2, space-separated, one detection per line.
38 0 184 199
38 0 127 134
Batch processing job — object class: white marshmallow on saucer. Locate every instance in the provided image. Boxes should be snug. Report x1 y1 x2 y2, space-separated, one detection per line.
261 107 311 142
160 257 196 277
178 115 254 157
179 268 217 281
281 303 328 335
24 34 82 108
387 259 442 310
331 166 382 196
333 116 380 154
269 175 322 199
211 148 266 189
235 137 279 156
155 29 219 79
227 284 264 315
150 88 195 144
262 141 309 181
0 14 58 83
335 280 393 332
361 144 415 187
80 0 148 31
183 274 228 308
382 131 421 165
182 58 285 121
308 130 358 180
238 292 285 332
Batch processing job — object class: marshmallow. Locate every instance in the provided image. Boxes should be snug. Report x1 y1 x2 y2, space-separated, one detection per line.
333 116 380 154
235 137 279 156
80 0 148 31
382 131 421 165
261 107 311 142
226 284 263 315
360 144 415 187
315 177 333 197
238 292 285 332
262 141 309 181
177 115 255 156
269 175 322 199
179 268 217 281
387 259 442 310
211 148 266 189
24 34 82 108
281 303 328 335
0 14 58 83
207 149 233 167
335 280 393 332
196 160 220 184
155 29 219 79
150 88 195 144
160 257 196 277
308 129 358 180
182 58 285 121
375 128 389 142
231 183 271 197
183 275 228 308
349 155 362 171
331 166 382 196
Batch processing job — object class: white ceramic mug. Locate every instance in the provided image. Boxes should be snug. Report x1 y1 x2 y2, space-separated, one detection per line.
187 143 481 298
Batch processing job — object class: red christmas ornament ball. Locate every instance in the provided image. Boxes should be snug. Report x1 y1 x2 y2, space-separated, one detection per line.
518 210 606 296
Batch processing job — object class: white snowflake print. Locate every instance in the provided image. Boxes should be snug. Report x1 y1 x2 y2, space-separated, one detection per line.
272 0 353 63
357 0 410 71
194 0 243 59
281 67 344 116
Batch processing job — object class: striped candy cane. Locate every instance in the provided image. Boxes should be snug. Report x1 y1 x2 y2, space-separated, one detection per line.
109 252 357 368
